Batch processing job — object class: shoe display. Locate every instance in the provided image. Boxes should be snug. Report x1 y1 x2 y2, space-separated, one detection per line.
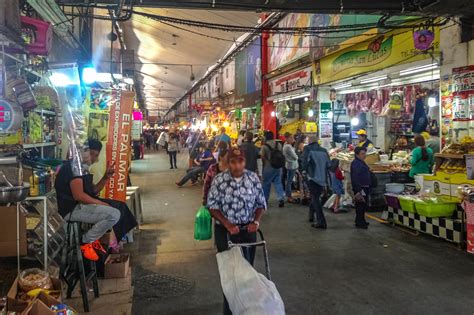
80 243 99 261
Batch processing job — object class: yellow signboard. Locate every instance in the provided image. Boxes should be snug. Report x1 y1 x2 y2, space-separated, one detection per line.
313 28 440 85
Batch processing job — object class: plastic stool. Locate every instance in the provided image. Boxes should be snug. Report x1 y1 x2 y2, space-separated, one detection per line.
127 186 143 224
60 222 99 312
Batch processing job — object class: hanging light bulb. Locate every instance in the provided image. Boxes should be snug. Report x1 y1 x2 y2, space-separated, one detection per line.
351 117 360 126
271 111 275 117
304 97 309 102
428 97 437 107
308 109 314 117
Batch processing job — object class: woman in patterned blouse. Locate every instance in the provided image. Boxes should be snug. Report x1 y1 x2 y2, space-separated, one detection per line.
202 148 229 206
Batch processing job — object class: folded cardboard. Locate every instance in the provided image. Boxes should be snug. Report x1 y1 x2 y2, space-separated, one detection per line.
0 205 27 257
7 276 62 313
105 254 130 279
20 291 62 315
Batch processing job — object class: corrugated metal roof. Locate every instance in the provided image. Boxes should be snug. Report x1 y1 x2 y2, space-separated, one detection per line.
122 8 260 111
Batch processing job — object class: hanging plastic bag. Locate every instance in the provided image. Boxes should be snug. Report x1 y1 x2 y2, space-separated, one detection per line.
216 247 285 315
194 206 212 240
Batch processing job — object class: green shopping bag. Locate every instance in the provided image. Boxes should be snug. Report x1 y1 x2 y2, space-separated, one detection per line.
194 206 212 240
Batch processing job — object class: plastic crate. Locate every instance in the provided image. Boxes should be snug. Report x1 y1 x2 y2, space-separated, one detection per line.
398 196 416 213
414 201 458 218
384 193 401 209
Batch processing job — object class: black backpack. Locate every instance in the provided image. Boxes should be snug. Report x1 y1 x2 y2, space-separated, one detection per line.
265 143 285 169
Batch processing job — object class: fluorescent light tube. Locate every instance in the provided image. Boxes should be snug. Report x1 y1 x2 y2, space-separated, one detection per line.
360 75 388 84
400 63 439 76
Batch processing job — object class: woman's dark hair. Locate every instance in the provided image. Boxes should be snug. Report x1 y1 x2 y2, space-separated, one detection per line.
354 147 367 156
245 131 253 142
218 148 228 161
415 135 429 161
217 141 228 150
239 130 246 136
264 131 274 141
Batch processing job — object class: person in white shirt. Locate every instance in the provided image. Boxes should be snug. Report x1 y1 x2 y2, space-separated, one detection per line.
283 132 299 203
236 130 246 146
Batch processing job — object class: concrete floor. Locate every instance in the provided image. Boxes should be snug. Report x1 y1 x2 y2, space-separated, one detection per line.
128 151 474 315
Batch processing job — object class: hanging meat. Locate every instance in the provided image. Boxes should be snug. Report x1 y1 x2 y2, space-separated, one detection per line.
372 90 383 115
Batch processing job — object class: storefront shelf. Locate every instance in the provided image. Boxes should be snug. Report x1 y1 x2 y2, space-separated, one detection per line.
34 109 56 116
23 142 56 148
435 153 466 160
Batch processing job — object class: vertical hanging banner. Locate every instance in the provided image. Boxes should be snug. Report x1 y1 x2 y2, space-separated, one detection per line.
105 90 134 202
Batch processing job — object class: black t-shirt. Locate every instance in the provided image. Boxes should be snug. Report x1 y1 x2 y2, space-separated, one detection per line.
55 161 97 217
55 161 79 217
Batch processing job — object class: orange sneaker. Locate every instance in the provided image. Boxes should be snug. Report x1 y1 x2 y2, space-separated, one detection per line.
80 243 99 261
92 240 107 254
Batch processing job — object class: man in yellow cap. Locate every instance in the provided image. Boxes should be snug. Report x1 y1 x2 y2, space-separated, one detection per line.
356 129 373 148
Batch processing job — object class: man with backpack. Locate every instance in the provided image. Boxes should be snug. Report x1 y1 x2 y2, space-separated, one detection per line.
261 131 286 208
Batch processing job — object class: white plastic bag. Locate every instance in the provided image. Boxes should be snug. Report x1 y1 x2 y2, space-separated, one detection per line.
323 193 336 210
216 247 285 315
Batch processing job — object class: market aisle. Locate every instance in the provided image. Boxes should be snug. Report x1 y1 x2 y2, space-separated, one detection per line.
128 151 474 314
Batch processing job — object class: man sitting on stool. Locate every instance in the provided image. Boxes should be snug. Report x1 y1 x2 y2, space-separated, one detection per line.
55 139 136 261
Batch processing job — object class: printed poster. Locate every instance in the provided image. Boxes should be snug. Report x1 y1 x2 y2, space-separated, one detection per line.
105 90 134 202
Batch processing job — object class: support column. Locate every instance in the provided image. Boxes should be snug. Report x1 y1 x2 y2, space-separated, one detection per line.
261 27 276 135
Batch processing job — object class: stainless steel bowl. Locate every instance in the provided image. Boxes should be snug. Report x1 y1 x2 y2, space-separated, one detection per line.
0 183 30 204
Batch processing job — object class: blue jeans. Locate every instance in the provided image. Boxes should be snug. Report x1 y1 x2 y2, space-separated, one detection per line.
285 169 296 198
178 166 204 186
262 167 285 202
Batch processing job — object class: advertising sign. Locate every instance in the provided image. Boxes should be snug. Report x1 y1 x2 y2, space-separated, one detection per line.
222 60 235 94
268 13 311 71
452 65 474 121
105 90 134 202
269 67 312 96
235 38 262 107
313 28 440 85
210 72 222 99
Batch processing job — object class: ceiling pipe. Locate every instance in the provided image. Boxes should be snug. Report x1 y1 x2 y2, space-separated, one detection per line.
164 11 284 116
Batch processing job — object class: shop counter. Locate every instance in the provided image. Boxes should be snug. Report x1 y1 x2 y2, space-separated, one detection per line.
383 207 464 245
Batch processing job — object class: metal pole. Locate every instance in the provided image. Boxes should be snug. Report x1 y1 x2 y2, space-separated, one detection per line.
16 202 20 274
43 198 48 270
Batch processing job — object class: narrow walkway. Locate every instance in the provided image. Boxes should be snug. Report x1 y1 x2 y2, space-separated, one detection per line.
129 151 474 314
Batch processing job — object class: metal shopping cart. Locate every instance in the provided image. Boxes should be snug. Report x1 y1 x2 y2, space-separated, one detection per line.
227 228 271 280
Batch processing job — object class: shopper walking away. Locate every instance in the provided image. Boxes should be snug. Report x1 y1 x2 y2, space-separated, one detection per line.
351 147 371 229
302 135 330 229
207 148 267 315
283 133 299 203
261 131 286 207
167 132 179 169
239 131 259 173
409 134 434 178
328 159 344 213
202 149 229 206
176 144 215 187
236 130 246 146
215 127 231 146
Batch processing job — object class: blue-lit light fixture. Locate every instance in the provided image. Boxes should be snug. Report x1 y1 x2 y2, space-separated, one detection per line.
82 65 97 84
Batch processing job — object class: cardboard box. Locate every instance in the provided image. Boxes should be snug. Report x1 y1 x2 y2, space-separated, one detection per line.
7 277 62 313
0 205 27 257
99 231 115 246
104 254 130 279
21 291 63 315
